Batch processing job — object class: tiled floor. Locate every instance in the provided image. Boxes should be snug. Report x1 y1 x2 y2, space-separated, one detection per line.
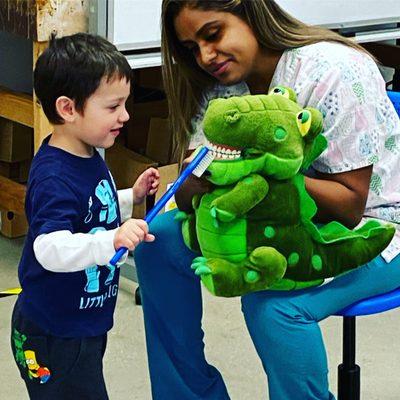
1 235 400 399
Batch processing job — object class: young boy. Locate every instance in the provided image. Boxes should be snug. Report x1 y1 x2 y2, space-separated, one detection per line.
10 33 159 399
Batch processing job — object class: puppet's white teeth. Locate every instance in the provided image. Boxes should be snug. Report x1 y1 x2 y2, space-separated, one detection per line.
205 139 242 160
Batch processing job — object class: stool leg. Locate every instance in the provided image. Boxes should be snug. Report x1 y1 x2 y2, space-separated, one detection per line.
338 316 360 400
135 286 142 305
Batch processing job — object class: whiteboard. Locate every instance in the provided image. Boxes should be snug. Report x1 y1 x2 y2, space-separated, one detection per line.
104 0 400 52
95 0 400 68
108 0 162 51
277 0 400 29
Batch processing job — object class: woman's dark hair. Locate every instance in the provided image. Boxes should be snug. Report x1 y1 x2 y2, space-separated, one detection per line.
34 32 132 124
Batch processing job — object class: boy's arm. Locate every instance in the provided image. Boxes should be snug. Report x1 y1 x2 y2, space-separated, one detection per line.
118 188 134 222
33 229 128 272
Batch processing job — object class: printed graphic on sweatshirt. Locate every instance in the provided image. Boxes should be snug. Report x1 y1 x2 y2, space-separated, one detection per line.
84 196 93 224
80 226 118 310
83 227 116 294
95 180 117 224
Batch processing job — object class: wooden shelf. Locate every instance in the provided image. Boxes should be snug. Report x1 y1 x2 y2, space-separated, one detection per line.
0 176 26 215
0 1 88 42
0 87 33 128
0 1 89 221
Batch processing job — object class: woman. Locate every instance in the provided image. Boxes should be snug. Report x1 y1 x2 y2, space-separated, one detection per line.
135 1 400 398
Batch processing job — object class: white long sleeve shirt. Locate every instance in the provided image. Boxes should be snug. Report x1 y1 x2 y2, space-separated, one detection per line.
33 188 133 272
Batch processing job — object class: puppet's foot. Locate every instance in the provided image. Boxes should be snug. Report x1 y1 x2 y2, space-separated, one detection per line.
247 246 287 286
191 256 240 296
191 251 286 297
191 257 212 276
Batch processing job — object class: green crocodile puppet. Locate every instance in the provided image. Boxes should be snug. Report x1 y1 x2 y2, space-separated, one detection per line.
176 86 395 297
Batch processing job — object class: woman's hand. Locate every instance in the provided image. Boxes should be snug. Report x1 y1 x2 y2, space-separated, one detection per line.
175 153 213 212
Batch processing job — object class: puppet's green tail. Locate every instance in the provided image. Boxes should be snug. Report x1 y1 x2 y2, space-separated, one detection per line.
284 220 395 281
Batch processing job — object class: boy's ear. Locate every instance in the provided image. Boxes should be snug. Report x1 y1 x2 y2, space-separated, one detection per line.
55 96 77 122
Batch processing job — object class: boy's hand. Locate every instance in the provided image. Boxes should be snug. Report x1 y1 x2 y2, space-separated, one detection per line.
133 167 160 205
114 219 155 251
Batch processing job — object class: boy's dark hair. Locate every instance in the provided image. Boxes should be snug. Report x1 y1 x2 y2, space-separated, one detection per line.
34 33 132 124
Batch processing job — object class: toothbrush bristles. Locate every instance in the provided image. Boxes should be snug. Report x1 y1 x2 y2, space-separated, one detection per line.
192 149 214 177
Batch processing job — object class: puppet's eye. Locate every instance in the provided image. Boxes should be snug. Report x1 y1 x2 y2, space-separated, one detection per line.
269 86 289 98
296 110 312 136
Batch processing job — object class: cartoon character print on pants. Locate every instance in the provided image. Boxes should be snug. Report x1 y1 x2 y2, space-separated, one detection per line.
12 328 27 368
24 350 51 383
12 329 51 384
84 227 116 293
96 179 117 224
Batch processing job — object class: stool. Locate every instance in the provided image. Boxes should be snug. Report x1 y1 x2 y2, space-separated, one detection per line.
334 90 400 400
335 287 400 400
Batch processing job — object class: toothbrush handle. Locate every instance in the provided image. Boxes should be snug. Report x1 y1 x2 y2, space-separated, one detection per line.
108 173 188 266
109 148 209 266
110 247 129 266
109 178 184 265
144 165 192 223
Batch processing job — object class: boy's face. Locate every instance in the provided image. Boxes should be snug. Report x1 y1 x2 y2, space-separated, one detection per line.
72 76 130 155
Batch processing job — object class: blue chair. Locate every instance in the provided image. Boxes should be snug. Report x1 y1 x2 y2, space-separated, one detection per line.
335 90 400 400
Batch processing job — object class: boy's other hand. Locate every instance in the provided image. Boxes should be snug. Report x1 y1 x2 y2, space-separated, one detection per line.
114 219 155 251
133 167 160 205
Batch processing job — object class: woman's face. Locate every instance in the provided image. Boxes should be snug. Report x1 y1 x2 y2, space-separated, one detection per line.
174 7 266 85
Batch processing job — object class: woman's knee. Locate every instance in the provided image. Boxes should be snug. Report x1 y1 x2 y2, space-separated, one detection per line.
134 210 197 279
241 291 303 334
364 255 400 292
241 291 324 372
149 210 183 245
135 211 180 259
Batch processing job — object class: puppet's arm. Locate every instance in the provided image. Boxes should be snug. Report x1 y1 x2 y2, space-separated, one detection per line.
211 174 269 222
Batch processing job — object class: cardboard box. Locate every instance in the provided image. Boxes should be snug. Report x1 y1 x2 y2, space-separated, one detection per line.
0 159 31 183
132 163 179 219
0 211 28 238
135 67 164 91
106 143 157 190
155 163 179 214
106 144 158 219
0 175 26 215
0 118 33 162
106 142 179 219
126 99 169 154
146 118 177 165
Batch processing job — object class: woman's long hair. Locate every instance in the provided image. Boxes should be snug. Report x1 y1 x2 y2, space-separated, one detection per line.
161 0 371 161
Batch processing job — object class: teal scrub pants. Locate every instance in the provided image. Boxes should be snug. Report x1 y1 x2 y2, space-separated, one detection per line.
134 209 400 400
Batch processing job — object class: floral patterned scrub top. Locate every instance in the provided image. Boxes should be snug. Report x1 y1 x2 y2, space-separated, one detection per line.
189 41 400 262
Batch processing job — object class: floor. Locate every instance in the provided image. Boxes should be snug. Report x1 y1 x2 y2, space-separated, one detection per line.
1 235 400 399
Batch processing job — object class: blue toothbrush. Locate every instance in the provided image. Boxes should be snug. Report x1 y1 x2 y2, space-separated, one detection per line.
109 146 214 266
